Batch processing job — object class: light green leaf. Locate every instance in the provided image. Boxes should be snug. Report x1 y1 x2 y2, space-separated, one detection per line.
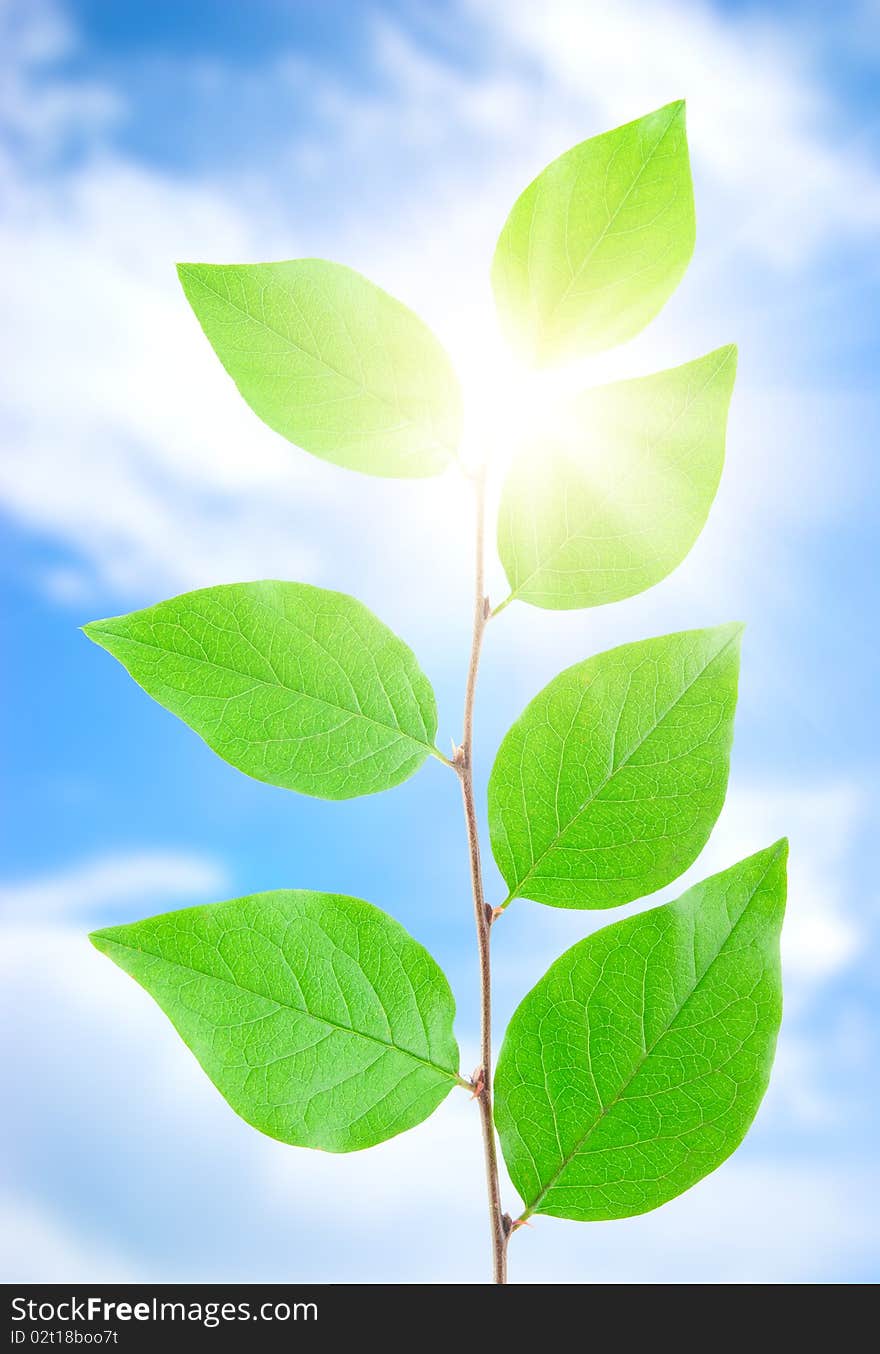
488 626 741 909
91 890 462 1152
84 581 439 800
498 346 737 611
492 101 695 364
494 842 787 1220
178 259 461 477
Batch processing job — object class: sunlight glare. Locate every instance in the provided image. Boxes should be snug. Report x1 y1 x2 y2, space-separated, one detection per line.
452 328 584 474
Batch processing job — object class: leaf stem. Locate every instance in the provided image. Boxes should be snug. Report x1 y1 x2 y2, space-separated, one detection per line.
453 463 510 1285
490 594 513 619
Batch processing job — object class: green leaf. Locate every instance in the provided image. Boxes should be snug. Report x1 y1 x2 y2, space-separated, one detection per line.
492 101 695 365
177 259 462 478
488 625 741 909
83 581 439 800
497 346 737 611
494 842 787 1220
91 890 462 1152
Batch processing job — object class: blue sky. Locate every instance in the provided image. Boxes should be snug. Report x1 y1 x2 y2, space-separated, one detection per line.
1 0 878 1283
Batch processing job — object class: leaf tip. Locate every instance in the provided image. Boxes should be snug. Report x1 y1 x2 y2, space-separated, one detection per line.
655 98 687 125
770 836 790 864
89 925 131 959
714 619 745 649
81 619 109 649
643 98 686 124
711 343 739 390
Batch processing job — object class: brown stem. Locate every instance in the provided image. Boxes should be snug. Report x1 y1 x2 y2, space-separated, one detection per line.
454 465 509 1284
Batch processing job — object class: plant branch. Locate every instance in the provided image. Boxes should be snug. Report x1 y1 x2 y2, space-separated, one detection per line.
453 464 509 1285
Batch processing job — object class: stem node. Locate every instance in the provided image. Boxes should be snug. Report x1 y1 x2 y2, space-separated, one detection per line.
456 464 508 1284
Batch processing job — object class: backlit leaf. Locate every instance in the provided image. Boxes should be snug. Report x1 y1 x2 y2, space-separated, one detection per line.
492 102 695 364
178 259 461 477
498 347 737 610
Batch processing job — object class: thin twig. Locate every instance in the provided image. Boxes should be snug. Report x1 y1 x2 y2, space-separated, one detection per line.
453 464 509 1284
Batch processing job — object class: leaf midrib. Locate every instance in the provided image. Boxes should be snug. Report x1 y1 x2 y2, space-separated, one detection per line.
183 266 454 456
505 347 733 603
543 102 684 330
504 628 739 903
95 932 460 1083
89 625 436 758
520 849 779 1217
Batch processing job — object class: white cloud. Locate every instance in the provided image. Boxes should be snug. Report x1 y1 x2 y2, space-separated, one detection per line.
516 1159 877 1284
0 0 121 167
488 777 871 1133
701 781 864 987
0 0 876 1286
472 0 880 263
0 0 876 606
0 907 872 1283
0 1197 139 1283
492 778 867 1013
252 1091 878 1282
0 792 874 1283
0 151 325 599
0 849 228 923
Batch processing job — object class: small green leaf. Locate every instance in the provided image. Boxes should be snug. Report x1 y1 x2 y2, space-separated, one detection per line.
178 259 462 477
91 889 462 1152
84 581 439 800
498 346 737 610
494 842 787 1220
489 626 741 909
492 101 695 364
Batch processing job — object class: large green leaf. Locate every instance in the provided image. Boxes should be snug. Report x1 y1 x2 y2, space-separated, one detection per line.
91 890 462 1152
488 626 741 909
178 259 461 477
84 581 439 800
494 843 787 1220
497 347 737 610
492 102 695 365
